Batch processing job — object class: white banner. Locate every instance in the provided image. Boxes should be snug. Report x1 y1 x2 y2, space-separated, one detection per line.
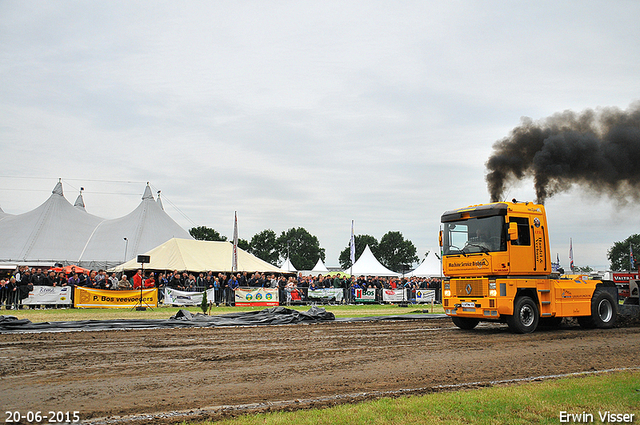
382 288 406 302
234 287 279 306
415 289 436 303
354 288 376 302
163 288 204 306
307 288 344 302
22 285 72 305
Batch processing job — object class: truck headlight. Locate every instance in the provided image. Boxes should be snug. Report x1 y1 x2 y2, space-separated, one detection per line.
489 289 497 297
444 290 451 297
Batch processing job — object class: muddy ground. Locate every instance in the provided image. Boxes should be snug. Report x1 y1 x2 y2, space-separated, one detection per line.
1 318 639 424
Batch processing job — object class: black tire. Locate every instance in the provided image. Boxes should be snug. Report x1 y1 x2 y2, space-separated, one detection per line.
451 317 480 330
579 289 617 329
506 296 539 334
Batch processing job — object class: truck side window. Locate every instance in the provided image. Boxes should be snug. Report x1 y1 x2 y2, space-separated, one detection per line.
509 217 531 246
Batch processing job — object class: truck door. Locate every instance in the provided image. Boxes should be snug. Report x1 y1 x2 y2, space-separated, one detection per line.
508 216 533 275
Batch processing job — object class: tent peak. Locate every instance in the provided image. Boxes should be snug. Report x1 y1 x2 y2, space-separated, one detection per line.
142 183 154 201
156 190 164 210
52 179 63 196
74 187 86 210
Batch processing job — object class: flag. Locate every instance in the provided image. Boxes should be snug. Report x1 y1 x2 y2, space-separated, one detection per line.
232 211 238 272
350 220 356 267
630 243 635 270
569 238 574 271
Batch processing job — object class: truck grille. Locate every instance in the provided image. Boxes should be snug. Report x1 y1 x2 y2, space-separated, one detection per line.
455 279 485 297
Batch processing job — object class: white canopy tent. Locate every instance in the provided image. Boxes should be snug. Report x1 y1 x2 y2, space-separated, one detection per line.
347 245 400 277
280 257 297 272
406 251 442 277
310 258 329 273
111 238 287 273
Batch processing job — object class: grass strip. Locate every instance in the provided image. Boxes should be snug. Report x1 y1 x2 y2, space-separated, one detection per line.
188 370 640 425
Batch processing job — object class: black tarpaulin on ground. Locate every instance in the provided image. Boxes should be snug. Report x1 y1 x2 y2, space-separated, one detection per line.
0 306 336 333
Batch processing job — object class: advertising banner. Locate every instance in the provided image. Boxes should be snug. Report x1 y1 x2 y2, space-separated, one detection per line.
307 288 344 302
234 287 279 306
382 288 406 303
22 285 72 306
163 288 204 306
415 289 436 303
354 288 376 303
74 287 158 309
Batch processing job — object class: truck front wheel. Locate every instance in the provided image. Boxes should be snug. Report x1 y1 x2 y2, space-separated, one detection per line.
578 289 617 329
506 296 539 333
451 317 480 330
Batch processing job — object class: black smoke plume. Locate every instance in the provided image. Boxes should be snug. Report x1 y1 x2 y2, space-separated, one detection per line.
486 103 640 204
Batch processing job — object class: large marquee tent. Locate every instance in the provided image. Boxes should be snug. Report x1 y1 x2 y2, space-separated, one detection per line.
111 238 287 273
0 181 193 269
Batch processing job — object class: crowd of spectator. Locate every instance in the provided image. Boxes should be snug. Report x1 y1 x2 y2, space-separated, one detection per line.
1 265 441 309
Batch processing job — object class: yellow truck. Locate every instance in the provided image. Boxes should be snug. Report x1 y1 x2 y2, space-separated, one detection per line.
439 200 618 333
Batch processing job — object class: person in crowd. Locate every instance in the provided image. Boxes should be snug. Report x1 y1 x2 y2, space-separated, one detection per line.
95 270 107 289
118 274 132 290
6 277 18 309
0 278 8 308
107 273 118 290
57 271 68 286
132 269 143 290
43 270 57 286
144 272 156 289
77 271 88 287
168 270 182 290
67 273 79 287
185 274 196 291
226 274 238 306
32 268 45 286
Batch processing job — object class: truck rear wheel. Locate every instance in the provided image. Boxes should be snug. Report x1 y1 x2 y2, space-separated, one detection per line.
578 289 617 329
506 296 539 333
451 317 480 330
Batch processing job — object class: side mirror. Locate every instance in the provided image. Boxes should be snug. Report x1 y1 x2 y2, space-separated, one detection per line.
508 222 518 241
438 230 443 247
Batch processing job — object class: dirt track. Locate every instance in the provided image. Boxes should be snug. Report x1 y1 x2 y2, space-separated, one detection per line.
1 318 639 424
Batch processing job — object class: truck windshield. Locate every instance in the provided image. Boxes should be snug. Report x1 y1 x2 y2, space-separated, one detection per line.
443 216 506 255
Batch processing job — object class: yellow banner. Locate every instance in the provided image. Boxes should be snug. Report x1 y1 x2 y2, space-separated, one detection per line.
74 287 158 309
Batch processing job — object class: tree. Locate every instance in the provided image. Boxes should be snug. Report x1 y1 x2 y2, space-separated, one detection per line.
276 227 325 271
338 234 379 269
200 289 208 314
238 238 250 251
248 229 279 265
377 231 419 273
189 226 227 241
575 265 594 273
608 234 640 271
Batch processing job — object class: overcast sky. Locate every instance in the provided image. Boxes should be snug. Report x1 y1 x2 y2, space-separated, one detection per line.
1 1 639 270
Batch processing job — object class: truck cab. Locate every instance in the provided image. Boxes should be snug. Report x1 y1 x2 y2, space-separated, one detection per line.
439 201 617 333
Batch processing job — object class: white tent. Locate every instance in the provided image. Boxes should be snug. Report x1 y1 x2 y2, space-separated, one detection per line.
310 258 329 273
347 245 400 277
0 181 193 269
112 238 286 273
0 181 103 263
280 257 297 272
78 184 192 269
406 251 442 277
